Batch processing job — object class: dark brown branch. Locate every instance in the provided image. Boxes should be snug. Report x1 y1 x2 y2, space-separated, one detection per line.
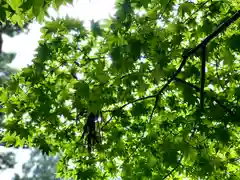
200 45 206 114
174 77 234 115
147 47 190 124
74 55 105 68
119 95 156 110
183 0 210 24
102 10 240 130
161 10 240 179
182 10 240 61
163 156 183 180
0 32 2 54
201 10 240 46
101 94 156 129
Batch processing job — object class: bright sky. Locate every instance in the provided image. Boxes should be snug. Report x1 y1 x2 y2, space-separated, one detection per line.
3 0 116 69
0 0 115 179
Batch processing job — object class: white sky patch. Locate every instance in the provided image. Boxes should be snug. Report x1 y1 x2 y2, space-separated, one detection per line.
2 22 42 69
0 147 31 179
3 0 116 70
0 0 116 179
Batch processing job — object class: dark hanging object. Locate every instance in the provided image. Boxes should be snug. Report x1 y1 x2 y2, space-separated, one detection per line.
81 112 100 153
0 33 2 54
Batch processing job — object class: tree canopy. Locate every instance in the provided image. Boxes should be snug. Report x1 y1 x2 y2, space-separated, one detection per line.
1 0 240 179
0 0 73 25
0 12 31 172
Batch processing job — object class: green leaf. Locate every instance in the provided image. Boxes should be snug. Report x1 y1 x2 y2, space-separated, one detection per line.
182 86 196 105
2 1 240 179
112 109 126 118
228 34 240 50
207 104 225 120
235 86 240 100
15 136 25 147
74 81 90 99
147 156 157 168
53 0 65 10
163 148 178 166
1 132 16 146
19 0 33 11
34 137 52 155
36 43 51 61
222 47 234 67
11 14 23 26
0 90 8 103
201 19 215 35
214 127 230 144
7 0 23 10
131 102 148 117
105 161 117 174
63 17 86 33
128 37 142 60
37 8 45 23
167 23 178 33
66 0 73 4
77 168 96 179
178 2 194 18
140 0 150 9
91 20 102 37
32 0 44 17
0 7 7 21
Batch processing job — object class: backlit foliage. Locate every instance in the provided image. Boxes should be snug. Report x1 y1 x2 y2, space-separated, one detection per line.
1 0 240 179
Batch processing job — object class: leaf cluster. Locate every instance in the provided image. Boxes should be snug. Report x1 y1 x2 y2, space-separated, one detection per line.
1 0 240 179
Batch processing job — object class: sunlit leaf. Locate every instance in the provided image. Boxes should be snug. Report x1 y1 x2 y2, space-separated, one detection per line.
1 0 240 179
7 0 23 10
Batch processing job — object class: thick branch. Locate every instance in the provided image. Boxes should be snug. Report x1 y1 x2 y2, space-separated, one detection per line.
200 45 206 114
161 11 240 179
148 11 240 124
185 10 240 58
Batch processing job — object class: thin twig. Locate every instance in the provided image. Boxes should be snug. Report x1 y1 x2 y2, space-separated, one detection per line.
101 94 156 130
147 52 188 124
174 77 234 115
183 0 210 24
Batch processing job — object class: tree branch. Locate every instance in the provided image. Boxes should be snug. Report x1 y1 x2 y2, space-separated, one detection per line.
174 77 234 115
200 45 206 114
101 94 156 129
101 10 240 129
161 11 240 179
